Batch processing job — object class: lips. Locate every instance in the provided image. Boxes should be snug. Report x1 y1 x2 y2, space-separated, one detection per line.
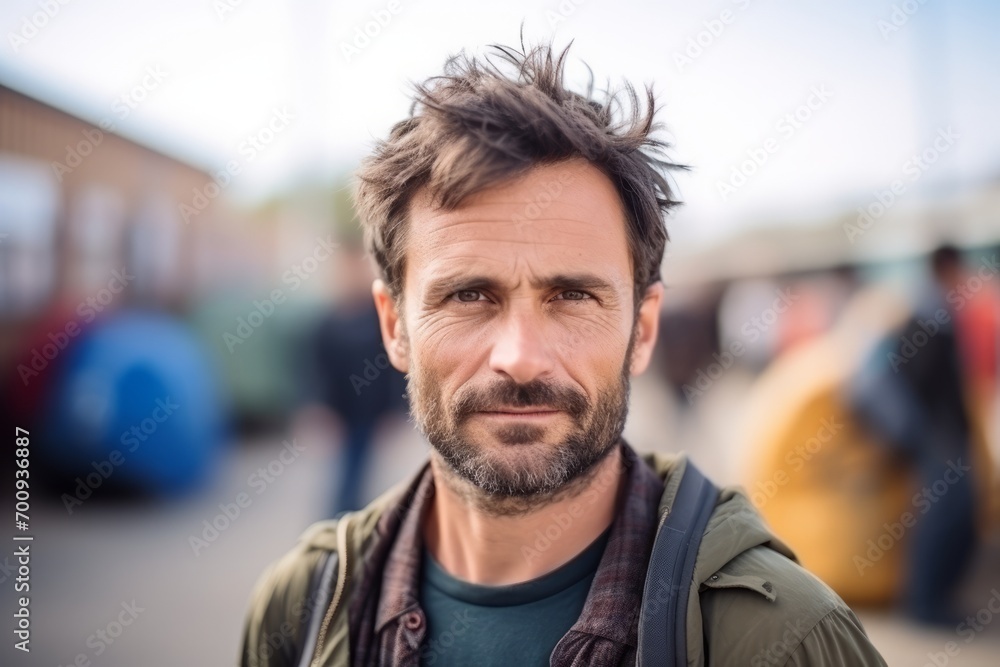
475 408 563 418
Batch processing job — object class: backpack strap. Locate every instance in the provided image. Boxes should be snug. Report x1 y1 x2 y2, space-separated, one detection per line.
637 461 719 666
296 549 340 667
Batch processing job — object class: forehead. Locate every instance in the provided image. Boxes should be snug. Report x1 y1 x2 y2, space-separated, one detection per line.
404 159 633 291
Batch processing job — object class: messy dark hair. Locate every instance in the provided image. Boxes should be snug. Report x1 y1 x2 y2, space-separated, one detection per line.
354 37 685 312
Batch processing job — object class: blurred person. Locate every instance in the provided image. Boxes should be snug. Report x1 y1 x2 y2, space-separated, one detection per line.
241 39 886 666
304 239 407 514
847 245 992 625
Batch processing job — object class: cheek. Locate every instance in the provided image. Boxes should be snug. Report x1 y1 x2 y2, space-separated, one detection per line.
565 314 625 348
555 313 630 358
411 315 490 383
550 320 631 395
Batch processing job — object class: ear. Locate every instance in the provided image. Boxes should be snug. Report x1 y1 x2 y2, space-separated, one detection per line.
372 279 410 373
629 281 664 376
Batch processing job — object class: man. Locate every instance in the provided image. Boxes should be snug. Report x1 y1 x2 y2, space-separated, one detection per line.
240 40 887 666
848 245 980 625
304 238 408 514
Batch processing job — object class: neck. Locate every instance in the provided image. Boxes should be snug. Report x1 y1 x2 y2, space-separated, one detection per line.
423 445 625 585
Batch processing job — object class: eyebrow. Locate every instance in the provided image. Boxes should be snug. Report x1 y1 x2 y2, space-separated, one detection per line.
424 272 620 302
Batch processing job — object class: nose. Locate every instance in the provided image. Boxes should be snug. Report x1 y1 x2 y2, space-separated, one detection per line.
487 306 556 385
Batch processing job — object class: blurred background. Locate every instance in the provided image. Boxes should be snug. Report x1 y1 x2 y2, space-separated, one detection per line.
0 0 998 665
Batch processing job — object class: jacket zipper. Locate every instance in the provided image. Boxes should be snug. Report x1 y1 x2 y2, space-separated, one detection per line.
311 514 351 666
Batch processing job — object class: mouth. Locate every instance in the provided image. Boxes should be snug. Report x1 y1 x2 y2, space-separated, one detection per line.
474 408 563 420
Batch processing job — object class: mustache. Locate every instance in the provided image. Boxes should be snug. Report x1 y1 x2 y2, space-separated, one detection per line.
451 378 589 421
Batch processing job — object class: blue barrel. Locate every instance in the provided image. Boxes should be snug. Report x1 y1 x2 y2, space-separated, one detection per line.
41 309 228 499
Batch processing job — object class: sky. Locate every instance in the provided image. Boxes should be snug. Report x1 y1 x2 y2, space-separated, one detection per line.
1 0 999 249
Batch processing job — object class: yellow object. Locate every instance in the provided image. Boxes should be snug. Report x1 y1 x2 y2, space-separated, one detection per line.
740 285 996 606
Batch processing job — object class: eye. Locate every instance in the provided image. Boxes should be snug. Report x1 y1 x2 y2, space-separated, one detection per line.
554 290 592 302
450 289 487 303
446 289 593 304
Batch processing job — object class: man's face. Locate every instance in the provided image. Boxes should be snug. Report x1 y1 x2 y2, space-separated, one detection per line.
373 159 663 503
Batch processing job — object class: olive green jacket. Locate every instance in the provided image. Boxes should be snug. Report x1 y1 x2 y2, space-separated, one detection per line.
240 453 887 666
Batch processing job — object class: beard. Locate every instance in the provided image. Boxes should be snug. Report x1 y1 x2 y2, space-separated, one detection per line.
405 325 636 512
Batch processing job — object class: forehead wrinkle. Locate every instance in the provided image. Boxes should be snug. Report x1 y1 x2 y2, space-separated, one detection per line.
422 218 619 248
425 206 614 227
418 191 619 228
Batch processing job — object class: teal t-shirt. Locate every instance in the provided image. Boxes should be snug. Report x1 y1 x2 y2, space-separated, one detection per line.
417 526 611 666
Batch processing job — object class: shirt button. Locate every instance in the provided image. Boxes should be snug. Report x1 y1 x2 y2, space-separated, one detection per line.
403 611 423 630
